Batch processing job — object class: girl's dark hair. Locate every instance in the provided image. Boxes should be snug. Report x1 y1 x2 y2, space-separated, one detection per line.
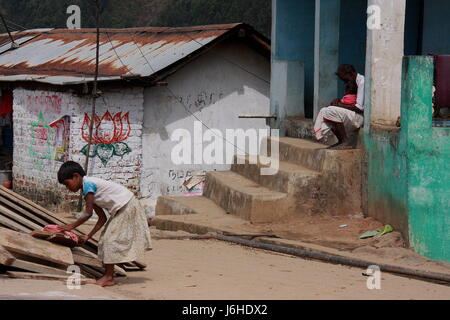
57 161 86 184
345 80 358 95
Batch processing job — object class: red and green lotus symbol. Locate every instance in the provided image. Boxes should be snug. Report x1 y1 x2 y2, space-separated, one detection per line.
81 111 132 166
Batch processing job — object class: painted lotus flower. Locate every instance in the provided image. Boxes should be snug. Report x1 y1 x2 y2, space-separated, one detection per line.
81 111 132 166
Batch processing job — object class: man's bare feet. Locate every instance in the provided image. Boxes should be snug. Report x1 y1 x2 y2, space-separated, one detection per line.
96 275 115 287
331 142 353 150
327 142 341 149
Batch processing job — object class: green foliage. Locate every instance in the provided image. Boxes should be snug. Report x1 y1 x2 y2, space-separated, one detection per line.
0 0 271 37
156 0 271 37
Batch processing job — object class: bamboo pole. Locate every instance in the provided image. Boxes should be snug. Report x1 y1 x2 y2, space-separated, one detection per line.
78 0 101 212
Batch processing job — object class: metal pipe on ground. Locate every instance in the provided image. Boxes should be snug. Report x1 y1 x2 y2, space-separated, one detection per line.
153 233 450 285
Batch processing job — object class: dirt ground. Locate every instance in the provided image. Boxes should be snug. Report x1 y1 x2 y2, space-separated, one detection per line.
1 233 449 300
2 209 446 300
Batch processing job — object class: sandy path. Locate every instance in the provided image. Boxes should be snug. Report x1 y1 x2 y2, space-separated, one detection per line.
105 238 450 300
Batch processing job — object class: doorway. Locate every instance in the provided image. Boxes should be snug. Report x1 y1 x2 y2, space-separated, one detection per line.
0 89 13 188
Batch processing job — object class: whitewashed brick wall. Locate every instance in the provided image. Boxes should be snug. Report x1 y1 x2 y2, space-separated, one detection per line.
12 86 144 210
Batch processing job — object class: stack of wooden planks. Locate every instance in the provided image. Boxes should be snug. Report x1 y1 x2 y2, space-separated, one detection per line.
0 186 147 282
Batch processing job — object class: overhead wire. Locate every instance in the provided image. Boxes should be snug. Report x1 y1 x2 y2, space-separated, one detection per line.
129 32 251 155
105 31 134 76
4 18 28 31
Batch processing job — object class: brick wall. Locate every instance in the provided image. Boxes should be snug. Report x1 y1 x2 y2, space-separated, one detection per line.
12 87 144 211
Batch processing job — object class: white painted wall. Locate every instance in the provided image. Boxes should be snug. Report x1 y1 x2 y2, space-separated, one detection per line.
141 40 271 215
365 0 406 126
12 87 143 209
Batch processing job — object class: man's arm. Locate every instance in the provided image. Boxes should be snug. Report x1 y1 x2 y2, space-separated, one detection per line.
329 98 363 114
334 102 364 114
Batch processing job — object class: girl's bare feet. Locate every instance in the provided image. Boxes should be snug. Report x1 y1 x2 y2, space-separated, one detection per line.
96 275 115 287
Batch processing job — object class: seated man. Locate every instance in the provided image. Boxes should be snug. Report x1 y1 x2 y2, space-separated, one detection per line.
314 64 365 149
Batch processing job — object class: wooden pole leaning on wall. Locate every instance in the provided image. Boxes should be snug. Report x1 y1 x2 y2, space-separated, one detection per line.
78 0 101 212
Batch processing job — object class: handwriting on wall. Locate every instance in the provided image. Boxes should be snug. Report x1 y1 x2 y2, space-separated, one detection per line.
27 95 62 114
81 111 132 166
178 91 225 111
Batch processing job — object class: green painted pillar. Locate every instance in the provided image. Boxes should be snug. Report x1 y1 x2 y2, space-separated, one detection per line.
313 0 341 119
400 57 433 136
401 56 450 262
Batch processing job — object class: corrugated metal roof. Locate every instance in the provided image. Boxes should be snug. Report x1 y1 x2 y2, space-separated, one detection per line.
0 23 264 85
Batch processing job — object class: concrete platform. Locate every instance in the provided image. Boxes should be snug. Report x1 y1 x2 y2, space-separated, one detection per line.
231 155 320 194
156 195 224 216
203 171 290 223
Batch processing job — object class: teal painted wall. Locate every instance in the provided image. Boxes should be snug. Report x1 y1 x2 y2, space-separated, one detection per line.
422 0 450 54
401 56 450 261
366 56 450 262
274 0 315 116
404 0 450 55
338 0 367 94
365 128 410 240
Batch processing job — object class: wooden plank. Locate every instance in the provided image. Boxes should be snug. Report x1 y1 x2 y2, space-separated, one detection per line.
0 227 74 266
0 195 48 226
6 271 96 284
0 187 99 252
0 188 57 225
0 187 66 224
78 265 103 279
0 213 31 232
9 259 69 276
119 263 141 272
73 252 103 269
30 230 78 248
132 260 147 269
1 247 67 275
72 252 127 277
0 204 42 231
0 246 15 265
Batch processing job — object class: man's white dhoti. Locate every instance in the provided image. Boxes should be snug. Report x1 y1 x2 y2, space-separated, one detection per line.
314 106 364 141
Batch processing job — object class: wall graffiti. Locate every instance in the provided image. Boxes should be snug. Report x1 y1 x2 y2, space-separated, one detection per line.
29 112 54 170
29 113 71 170
50 116 70 163
81 111 132 166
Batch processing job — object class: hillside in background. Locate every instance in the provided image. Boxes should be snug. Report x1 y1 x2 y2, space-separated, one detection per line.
0 0 271 37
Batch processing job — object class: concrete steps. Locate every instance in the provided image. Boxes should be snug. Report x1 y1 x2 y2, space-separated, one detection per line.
270 137 362 215
263 136 332 172
203 171 291 223
155 133 362 223
156 195 227 216
231 155 320 194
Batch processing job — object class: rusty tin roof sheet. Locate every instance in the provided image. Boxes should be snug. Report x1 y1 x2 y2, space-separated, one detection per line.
0 23 262 85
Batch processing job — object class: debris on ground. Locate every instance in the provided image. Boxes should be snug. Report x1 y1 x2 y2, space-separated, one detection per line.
359 225 393 239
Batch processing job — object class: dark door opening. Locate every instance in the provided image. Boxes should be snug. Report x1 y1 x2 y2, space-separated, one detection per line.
0 89 13 188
